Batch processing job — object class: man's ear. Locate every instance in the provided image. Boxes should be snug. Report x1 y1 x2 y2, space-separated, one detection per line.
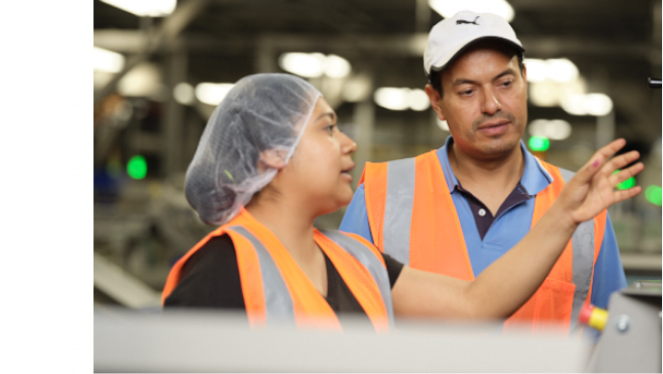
260 148 288 170
425 84 446 122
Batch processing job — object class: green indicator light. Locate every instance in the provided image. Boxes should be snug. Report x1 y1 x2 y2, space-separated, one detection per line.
611 170 636 190
528 136 550 152
127 155 147 180
645 185 662 206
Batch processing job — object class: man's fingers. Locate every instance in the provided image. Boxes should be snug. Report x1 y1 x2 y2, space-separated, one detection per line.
573 138 627 185
609 162 644 186
601 150 641 176
613 186 642 204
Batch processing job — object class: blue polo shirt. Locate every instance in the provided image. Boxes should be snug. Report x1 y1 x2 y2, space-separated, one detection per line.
340 136 626 310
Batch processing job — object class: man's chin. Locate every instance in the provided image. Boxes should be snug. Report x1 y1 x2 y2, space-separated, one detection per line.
477 139 521 158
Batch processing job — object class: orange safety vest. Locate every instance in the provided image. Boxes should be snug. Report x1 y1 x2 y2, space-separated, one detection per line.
162 208 393 332
360 150 606 332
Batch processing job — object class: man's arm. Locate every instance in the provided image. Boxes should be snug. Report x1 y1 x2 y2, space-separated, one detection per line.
339 184 375 244
591 213 628 308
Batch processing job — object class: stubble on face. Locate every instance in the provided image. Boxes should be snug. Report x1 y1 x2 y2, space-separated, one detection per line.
466 111 522 158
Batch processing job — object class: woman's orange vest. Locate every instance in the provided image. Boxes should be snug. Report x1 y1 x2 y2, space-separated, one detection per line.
162 208 393 332
360 150 606 332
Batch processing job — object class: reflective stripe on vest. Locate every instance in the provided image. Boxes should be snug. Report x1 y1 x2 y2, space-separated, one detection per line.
321 230 395 327
161 208 393 332
360 150 606 330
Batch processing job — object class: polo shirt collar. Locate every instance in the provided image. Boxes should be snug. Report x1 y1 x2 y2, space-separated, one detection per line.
436 136 554 196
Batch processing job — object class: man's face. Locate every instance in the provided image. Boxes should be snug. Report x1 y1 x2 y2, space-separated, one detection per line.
426 46 528 161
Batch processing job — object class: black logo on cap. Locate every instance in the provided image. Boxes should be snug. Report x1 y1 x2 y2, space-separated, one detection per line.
456 16 480 25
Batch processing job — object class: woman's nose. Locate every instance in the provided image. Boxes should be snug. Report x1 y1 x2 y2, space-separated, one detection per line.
340 132 357 154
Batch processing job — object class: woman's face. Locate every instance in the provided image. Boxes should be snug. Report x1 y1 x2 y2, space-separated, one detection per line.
280 97 357 215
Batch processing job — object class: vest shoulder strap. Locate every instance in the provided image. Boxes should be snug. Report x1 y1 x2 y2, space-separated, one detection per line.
318 230 393 331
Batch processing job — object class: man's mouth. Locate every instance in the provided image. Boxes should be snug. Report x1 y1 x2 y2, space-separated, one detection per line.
477 119 510 136
478 119 510 130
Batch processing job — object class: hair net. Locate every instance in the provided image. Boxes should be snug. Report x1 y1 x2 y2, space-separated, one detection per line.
185 73 322 225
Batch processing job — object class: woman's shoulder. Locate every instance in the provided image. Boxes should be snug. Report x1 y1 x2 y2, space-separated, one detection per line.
164 234 246 310
180 234 236 277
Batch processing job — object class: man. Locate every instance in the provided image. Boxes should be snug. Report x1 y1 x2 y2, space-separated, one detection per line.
340 10 626 332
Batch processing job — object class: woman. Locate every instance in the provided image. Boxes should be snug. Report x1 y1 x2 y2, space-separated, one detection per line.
162 73 642 331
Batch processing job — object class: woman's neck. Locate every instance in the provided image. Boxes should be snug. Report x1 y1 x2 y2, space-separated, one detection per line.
245 188 328 296
245 189 318 263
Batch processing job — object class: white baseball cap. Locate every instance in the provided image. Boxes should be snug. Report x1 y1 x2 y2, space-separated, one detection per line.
423 11 525 77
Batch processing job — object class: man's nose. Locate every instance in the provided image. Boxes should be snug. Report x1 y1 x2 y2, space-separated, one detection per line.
481 88 502 115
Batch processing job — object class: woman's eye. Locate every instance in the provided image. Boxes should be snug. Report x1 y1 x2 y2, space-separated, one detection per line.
326 124 336 133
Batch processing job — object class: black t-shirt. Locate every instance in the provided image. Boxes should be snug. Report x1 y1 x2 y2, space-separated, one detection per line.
164 234 404 321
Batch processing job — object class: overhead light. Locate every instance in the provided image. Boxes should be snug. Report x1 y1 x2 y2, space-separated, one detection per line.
100 0 176 17
341 75 372 102
374 88 429 111
428 0 515 22
94 47 125 73
374 88 409 111
523 59 547 82
406 89 431 111
195 83 235 106
173 82 195 105
560 93 613 116
546 59 578 83
118 62 162 97
583 93 613 116
528 119 572 140
529 76 586 108
278 53 352 78
324 54 351 78
524 58 579 83
279 53 325 78
529 81 560 107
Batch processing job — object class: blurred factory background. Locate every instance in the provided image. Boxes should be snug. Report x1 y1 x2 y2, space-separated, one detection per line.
93 0 662 309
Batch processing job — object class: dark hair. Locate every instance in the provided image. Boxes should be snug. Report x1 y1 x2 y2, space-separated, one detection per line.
428 42 525 98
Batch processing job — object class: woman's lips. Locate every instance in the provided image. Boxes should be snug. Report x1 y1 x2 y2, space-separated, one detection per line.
340 163 355 182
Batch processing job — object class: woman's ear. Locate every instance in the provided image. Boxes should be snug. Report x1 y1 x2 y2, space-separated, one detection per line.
260 148 288 170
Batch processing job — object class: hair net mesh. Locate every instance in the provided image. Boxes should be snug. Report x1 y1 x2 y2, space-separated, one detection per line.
185 73 322 225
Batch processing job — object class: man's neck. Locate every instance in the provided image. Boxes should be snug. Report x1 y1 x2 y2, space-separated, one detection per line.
448 142 525 215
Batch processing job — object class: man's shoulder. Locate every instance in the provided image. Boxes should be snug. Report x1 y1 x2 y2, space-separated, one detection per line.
365 149 439 167
525 151 578 183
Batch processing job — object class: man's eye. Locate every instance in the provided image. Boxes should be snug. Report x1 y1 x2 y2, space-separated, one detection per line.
460 89 473 96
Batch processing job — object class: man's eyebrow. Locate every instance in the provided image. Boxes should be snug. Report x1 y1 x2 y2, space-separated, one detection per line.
451 68 517 86
493 68 517 81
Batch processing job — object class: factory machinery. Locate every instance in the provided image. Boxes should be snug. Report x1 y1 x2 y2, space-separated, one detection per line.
94 280 661 372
